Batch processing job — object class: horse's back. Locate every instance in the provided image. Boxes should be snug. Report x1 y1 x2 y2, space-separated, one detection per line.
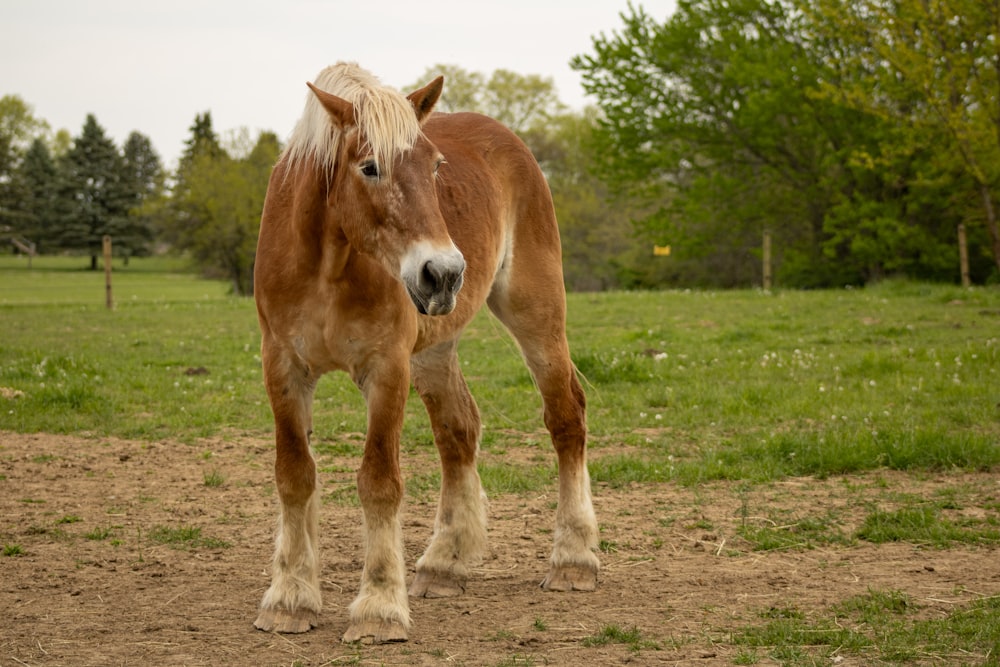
423 112 564 302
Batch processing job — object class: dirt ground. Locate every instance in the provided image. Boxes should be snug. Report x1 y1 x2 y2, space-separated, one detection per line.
2 431 998 667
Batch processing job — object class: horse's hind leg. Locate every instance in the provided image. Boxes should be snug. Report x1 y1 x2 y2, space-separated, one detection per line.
254 343 322 633
488 270 599 591
409 340 488 598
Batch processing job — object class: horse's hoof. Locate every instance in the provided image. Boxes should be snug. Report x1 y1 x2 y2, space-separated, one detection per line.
541 564 598 592
342 619 408 644
253 608 317 633
409 569 467 598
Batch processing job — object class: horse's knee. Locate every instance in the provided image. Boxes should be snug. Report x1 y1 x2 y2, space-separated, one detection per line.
544 386 586 449
357 463 404 513
275 451 318 506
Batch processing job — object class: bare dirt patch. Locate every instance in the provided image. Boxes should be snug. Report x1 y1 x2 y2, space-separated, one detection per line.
2 431 998 666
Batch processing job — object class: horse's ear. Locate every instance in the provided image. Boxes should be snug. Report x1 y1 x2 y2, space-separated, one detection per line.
407 76 444 123
307 82 355 129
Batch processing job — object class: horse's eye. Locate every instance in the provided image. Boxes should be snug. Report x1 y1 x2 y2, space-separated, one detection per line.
434 158 446 175
360 161 380 179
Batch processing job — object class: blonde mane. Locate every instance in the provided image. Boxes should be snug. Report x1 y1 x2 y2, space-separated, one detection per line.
284 62 420 180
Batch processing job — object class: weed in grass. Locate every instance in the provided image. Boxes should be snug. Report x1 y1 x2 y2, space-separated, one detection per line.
57 515 82 524
3 544 24 556
731 648 761 665
734 590 1000 664
740 514 852 552
856 504 1000 546
406 471 440 502
324 484 360 507
532 617 547 631
488 629 515 641
582 624 659 652
598 539 618 554
834 588 911 622
84 526 113 541
313 441 363 457
202 469 224 487
479 463 554 495
146 525 230 550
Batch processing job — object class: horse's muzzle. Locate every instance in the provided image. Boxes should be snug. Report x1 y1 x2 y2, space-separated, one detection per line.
402 244 466 316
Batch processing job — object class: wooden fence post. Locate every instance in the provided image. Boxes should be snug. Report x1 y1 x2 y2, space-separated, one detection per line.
103 235 113 309
957 223 970 288
762 229 772 290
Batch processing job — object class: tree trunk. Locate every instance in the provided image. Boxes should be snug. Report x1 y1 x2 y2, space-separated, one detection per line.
979 182 1000 274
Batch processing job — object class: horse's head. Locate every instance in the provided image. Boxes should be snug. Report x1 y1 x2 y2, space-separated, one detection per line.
307 75 465 316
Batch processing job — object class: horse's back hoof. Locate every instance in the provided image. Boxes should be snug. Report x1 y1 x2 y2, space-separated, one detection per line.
541 564 598 592
408 569 467 598
342 619 408 644
254 608 317 633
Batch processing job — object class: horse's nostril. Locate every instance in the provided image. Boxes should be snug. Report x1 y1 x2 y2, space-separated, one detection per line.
422 259 464 292
422 261 441 292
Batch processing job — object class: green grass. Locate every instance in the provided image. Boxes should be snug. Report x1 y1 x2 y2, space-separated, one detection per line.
3 258 997 478
733 589 1000 665
3 544 24 557
582 624 659 652
146 525 230 550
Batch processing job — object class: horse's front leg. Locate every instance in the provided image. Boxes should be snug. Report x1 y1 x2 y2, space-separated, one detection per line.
408 340 488 599
342 364 411 644
254 344 322 633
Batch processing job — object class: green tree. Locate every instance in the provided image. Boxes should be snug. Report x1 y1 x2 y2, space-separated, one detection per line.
411 64 485 112
0 95 49 235
164 127 279 295
178 111 222 169
9 138 59 251
804 0 1000 278
539 110 646 290
54 114 133 268
409 66 562 133
117 131 163 260
573 0 973 286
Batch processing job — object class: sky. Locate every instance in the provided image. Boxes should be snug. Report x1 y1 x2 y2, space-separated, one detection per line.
2 0 677 169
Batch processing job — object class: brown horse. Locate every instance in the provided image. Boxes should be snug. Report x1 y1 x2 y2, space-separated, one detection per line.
252 62 599 644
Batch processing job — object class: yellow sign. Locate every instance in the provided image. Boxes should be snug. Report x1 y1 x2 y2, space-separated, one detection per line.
653 245 671 256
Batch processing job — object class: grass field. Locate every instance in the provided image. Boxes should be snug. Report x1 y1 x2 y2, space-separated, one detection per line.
2 256 999 664
2 256 997 480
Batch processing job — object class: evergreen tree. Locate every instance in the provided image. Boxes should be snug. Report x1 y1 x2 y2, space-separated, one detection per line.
54 114 132 268
9 138 59 251
0 95 48 234
178 111 221 170
118 131 163 260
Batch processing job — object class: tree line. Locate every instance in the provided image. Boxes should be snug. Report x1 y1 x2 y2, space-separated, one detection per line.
573 0 1000 286
2 0 997 291
0 97 280 294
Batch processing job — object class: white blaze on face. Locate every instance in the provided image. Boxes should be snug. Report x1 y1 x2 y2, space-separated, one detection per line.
399 240 466 316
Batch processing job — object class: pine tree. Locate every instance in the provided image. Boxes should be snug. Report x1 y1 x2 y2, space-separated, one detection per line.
0 95 48 234
54 114 132 268
118 131 163 260
10 138 59 251
178 111 221 171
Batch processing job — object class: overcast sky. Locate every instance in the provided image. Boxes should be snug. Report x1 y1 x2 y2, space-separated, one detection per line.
3 0 676 169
